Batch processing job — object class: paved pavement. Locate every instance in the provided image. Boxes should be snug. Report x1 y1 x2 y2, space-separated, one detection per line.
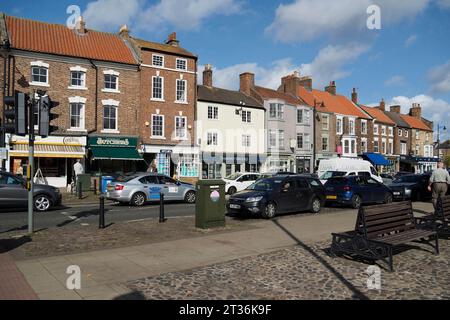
0 252 38 300
4 201 439 300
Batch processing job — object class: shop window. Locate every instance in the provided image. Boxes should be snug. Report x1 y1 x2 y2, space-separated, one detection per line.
179 154 199 177
157 153 170 176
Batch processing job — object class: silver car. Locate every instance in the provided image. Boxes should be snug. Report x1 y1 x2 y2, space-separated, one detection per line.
106 173 196 206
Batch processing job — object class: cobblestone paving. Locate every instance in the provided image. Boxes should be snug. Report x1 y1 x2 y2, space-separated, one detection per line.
126 239 450 300
0 217 255 260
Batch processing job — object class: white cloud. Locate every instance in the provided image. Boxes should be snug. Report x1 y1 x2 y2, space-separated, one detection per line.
428 60 450 93
83 0 143 31
387 94 450 139
266 0 430 43
299 43 369 88
404 34 417 47
83 0 241 32
199 43 368 91
384 75 405 86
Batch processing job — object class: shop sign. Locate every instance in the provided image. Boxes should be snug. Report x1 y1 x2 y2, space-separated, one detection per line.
89 136 137 148
160 149 173 154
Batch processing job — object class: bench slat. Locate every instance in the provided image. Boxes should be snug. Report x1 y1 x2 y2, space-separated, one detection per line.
367 225 416 239
362 202 411 216
372 229 435 245
365 209 412 222
365 215 412 227
366 220 415 234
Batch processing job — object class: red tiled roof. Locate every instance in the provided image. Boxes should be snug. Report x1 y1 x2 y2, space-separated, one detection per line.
255 86 304 106
297 87 371 119
360 106 396 125
401 114 433 131
6 15 137 65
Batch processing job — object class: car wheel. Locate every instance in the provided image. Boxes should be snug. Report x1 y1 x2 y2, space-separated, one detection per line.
384 193 393 204
261 202 277 219
184 191 196 204
351 194 362 209
228 186 237 195
34 195 51 212
130 192 146 206
311 197 321 213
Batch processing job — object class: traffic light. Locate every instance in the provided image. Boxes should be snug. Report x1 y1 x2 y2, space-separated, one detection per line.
38 95 58 137
3 91 29 136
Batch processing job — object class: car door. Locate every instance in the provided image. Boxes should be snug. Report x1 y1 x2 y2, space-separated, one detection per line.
140 175 161 201
158 175 182 200
294 178 311 211
365 177 384 202
354 176 372 203
237 174 252 191
277 179 297 212
0 173 27 208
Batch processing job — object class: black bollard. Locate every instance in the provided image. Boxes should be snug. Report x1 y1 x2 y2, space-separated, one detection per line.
159 192 167 223
93 179 97 195
99 195 105 229
77 181 82 199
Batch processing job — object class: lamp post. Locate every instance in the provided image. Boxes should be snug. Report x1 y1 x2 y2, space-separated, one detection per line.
437 123 447 160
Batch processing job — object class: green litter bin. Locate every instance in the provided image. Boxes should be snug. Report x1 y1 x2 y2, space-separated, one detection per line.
195 179 226 229
76 174 91 192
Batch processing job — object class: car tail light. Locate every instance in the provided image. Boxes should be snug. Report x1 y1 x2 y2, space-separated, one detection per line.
343 186 351 191
115 185 124 191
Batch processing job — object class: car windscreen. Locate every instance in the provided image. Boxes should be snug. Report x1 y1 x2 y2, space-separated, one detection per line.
246 179 282 191
114 175 138 183
225 173 241 180
320 171 347 180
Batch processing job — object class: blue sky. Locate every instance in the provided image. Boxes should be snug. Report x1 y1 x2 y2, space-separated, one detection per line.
2 0 450 140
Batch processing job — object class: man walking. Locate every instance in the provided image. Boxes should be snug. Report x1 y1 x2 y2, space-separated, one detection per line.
428 161 450 209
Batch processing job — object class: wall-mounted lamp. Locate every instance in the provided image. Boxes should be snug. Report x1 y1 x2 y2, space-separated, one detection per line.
145 121 150 127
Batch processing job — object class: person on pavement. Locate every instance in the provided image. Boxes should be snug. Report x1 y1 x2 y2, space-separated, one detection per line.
428 161 450 209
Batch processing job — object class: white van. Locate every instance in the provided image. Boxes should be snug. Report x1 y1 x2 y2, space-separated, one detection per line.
317 157 382 184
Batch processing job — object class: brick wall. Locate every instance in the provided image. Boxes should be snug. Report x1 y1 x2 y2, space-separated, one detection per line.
9 54 139 136
138 50 197 146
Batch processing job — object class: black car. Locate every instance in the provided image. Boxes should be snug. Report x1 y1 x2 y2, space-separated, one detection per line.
388 173 432 201
227 175 326 219
0 171 62 211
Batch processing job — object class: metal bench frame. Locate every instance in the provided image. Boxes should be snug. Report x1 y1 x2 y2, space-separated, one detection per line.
416 195 450 236
331 201 439 272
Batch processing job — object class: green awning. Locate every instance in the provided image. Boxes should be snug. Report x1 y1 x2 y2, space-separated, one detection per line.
91 147 143 161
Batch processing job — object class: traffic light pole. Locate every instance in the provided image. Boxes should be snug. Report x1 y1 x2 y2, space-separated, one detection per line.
27 90 35 234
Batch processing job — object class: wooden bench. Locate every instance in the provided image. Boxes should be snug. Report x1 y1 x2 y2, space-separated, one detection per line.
330 201 439 272
416 195 450 236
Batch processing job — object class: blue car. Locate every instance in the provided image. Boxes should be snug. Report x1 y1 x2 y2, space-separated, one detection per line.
324 175 393 209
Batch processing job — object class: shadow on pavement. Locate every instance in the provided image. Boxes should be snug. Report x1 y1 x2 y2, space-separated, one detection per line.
271 219 370 300
0 235 32 253
113 290 146 300
57 208 107 228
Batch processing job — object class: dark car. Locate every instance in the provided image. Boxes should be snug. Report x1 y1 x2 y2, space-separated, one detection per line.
324 175 393 209
227 175 326 219
0 171 62 211
393 171 414 179
388 173 432 201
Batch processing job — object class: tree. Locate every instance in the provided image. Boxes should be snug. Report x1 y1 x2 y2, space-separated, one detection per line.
444 155 450 168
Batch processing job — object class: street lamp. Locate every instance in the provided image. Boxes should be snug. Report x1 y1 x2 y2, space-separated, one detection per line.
437 123 447 159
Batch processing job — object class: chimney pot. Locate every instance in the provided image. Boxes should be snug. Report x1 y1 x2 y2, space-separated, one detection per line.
165 32 179 47
239 72 255 96
325 81 337 95
379 98 386 111
119 24 129 38
76 16 86 34
351 88 358 104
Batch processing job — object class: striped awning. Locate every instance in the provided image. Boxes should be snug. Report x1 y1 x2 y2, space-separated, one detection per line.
9 143 85 158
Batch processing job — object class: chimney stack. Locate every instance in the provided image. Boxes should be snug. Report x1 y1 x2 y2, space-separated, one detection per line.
75 16 86 34
409 103 422 118
325 81 336 95
280 72 312 95
239 72 255 96
379 98 386 111
165 32 179 47
203 64 213 87
351 88 358 104
390 105 401 113
119 24 129 38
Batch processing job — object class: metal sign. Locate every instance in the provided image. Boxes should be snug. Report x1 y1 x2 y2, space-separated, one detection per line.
0 147 7 160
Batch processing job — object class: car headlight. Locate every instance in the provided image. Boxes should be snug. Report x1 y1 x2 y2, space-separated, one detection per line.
246 196 263 202
404 188 412 194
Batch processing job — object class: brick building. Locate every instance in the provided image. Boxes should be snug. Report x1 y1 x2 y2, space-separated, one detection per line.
279 73 372 168
123 30 199 182
0 14 143 187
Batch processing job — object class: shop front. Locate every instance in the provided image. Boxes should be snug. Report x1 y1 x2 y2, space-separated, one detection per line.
140 144 200 184
201 152 266 179
8 135 86 188
295 156 312 174
262 153 296 173
399 156 439 174
87 136 146 175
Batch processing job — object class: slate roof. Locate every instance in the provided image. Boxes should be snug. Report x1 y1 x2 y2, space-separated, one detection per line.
197 85 264 109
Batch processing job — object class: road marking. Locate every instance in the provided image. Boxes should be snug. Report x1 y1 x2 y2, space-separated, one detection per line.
68 216 78 220
80 223 89 226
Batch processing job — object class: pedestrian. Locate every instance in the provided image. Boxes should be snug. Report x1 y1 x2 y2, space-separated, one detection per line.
428 161 450 209
15 161 23 177
73 159 84 183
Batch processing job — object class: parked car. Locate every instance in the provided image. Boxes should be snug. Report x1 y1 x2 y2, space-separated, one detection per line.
324 175 393 209
0 171 61 211
259 171 296 179
227 175 326 219
393 171 414 179
106 173 196 206
380 173 394 185
223 172 261 195
387 173 432 201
